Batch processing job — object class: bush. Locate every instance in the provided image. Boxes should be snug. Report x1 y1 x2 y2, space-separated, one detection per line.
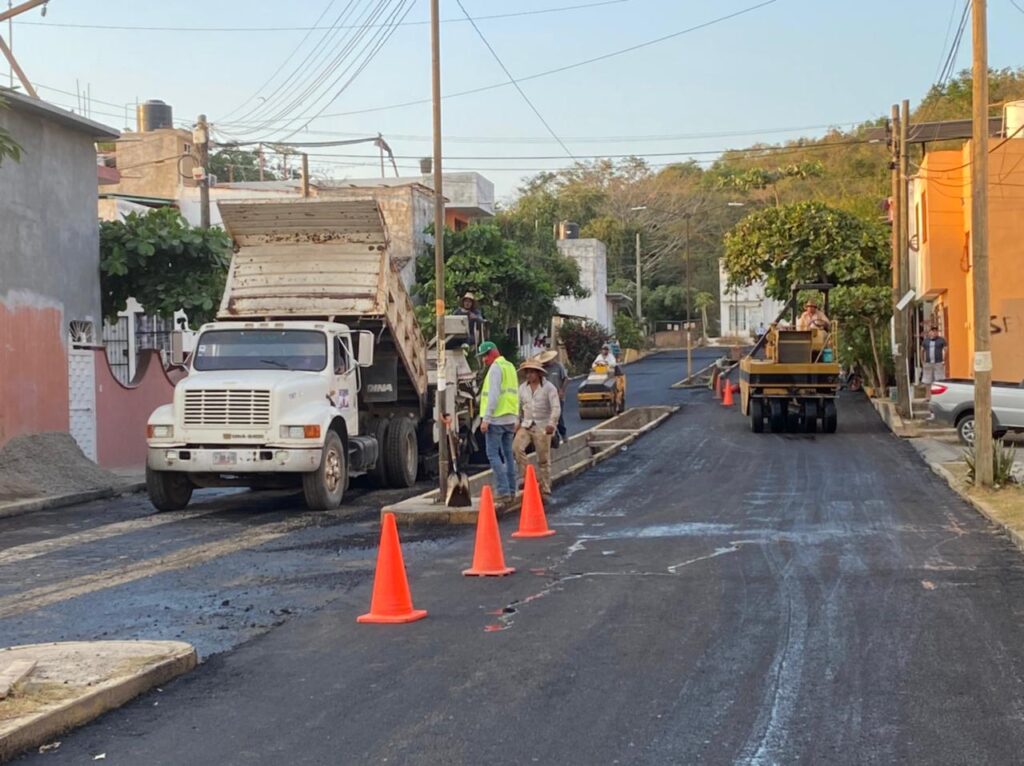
559 319 610 375
614 313 646 352
965 440 1019 488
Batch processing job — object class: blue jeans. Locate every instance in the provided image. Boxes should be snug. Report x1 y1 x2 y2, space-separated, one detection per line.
485 423 517 497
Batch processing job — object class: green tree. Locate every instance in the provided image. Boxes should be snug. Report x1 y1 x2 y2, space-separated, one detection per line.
100 208 233 325
0 95 22 167
723 201 892 387
693 290 716 338
415 222 585 343
207 148 276 183
915 67 1024 122
558 318 609 375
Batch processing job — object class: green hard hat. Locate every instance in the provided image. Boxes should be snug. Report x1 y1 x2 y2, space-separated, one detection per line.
476 340 499 357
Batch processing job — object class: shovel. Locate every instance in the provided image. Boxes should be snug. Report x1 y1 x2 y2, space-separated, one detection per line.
445 431 472 507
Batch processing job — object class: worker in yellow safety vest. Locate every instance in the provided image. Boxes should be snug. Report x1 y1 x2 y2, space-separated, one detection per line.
477 340 519 500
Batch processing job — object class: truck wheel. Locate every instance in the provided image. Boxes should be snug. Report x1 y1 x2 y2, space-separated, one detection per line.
803 400 819 433
823 400 838 434
303 430 347 510
956 413 975 445
367 418 390 488
146 467 193 512
769 400 786 433
384 416 418 488
750 398 764 433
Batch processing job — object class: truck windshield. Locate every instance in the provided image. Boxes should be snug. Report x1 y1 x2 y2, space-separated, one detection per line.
193 330 327 372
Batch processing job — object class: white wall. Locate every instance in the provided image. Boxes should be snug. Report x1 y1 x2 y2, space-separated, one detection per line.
718 259 786 339
556 239 609 330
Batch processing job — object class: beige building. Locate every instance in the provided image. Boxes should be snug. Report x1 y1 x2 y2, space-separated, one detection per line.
100 128 198 200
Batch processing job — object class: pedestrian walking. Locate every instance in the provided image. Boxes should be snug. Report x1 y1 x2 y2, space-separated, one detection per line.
536 349 568 442
921 326 948 395
513 359 561 497
477 341 519 501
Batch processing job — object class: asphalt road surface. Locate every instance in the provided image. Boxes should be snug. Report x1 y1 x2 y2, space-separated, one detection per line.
14 349 1024 764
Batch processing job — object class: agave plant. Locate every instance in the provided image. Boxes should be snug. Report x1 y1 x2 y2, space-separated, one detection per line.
964 439 1019 488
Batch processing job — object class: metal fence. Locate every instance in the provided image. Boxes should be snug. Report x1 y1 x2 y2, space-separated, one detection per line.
101 314 177 385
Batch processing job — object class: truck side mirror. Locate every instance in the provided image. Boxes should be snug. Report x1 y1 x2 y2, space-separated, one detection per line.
357 330 374 367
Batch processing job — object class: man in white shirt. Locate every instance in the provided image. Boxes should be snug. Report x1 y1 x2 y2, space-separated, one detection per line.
593 343 617 369
513 360 561 497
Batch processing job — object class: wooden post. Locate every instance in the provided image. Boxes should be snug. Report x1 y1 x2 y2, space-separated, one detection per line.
971 0 994 485
301 153 310 198
897 99 912 416
889 104 904 403
195 114 210 229
430 0 449 501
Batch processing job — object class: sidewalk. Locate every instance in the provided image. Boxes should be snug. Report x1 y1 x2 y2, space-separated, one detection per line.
872 397 1024 553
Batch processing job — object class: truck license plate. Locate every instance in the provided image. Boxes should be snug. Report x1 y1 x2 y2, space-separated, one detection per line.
213 451 237 466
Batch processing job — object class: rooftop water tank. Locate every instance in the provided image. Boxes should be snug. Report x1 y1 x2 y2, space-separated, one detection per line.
136 99 173 132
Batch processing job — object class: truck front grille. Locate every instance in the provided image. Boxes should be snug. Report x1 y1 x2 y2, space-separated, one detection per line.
183 389 271 427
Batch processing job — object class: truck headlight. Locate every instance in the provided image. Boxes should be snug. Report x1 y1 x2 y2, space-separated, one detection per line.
280 425 321 439
147 424 174 438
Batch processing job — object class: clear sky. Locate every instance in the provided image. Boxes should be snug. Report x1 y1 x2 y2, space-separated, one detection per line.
7 0 1024 199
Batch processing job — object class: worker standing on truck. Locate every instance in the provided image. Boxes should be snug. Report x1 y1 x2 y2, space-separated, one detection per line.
477 341 519 501
453 292 485 348
514 360 561 497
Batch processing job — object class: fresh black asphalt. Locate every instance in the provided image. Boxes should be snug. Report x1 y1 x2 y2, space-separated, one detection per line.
13 349 1024 764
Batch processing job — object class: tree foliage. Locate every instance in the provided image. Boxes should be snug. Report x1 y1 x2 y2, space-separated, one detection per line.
0 95 22 167
558 318 610 375
100 208 232 325
208 148 276 183
415 222 585 341
723 201 892 386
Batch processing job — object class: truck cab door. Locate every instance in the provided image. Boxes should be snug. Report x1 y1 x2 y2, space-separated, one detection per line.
331 334 360 436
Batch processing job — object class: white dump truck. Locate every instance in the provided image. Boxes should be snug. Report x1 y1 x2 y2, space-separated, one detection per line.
144 198 459 511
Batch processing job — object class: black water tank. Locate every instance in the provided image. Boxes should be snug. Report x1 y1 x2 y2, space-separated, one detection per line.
556 221 580 240
136 99 174 132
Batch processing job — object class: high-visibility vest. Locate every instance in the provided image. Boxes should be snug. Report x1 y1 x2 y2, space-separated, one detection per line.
481 356 519 418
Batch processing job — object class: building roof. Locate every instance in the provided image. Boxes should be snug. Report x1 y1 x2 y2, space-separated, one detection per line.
1 88 119 139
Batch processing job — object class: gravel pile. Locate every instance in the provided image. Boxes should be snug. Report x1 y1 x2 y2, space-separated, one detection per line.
0 432 121 502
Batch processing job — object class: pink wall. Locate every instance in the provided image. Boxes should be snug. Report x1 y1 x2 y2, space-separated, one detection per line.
94 348 176 469
0 301 70 447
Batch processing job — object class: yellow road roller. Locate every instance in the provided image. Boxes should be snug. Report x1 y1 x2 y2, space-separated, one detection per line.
577 363 626 419
740 283 841 434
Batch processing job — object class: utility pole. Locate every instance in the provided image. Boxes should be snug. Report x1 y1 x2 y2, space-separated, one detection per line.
301 153 310 198
890 103 901 395
430 0 449 501
635 231 643 325
972 0 994 485
685 213 692 379
258 144 265 182
896 99 912 417
194 114 210 229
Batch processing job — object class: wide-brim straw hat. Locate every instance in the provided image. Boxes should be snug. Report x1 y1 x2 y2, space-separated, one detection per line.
518 360 548 375
534 350 559 364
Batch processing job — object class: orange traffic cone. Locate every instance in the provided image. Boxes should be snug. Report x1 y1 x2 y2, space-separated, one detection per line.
357 512 428 624
512 465 556 539
722 380 735 407
463 486 515 576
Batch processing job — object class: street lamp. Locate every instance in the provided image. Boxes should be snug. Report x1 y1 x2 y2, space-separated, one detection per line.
630 206 647 324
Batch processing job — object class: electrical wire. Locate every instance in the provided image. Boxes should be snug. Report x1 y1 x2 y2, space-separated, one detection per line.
216 0 780 127
219 0 341 121
12 0 629 32
455 0 575 160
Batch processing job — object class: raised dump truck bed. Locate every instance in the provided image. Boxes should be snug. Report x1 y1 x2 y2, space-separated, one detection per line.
217 198 428 412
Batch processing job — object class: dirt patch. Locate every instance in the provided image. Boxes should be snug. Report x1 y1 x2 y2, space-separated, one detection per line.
942 461 1024 528
0 433 121 502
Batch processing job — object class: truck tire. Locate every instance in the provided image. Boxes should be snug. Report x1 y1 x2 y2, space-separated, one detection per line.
146 467 193 512
383 416 418 488
802 400 819 433
769 399 786 433
750 398 764 433
303 430 347 510
367 418 390 488
823 399 838 434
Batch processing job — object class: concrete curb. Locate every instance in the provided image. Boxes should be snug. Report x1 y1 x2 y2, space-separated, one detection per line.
0 641 197 762
922 459 1024 554
0 483 146 521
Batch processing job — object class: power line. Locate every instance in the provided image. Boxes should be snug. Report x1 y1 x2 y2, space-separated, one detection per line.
217 0 780 126
219 0 341 121
12 0 629 32
1009 0 1024 15
455 0 575 160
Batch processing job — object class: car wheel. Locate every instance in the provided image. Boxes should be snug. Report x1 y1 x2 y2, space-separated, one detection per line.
957 414 976 446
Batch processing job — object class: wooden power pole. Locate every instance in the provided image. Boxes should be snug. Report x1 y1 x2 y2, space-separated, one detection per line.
890 104 903 401
194 114 210 229
897 98 912 417
971 0 994 485
430 0 449 501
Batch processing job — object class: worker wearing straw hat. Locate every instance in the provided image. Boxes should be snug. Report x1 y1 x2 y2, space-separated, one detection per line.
514 359 561 497
535 349 568 442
